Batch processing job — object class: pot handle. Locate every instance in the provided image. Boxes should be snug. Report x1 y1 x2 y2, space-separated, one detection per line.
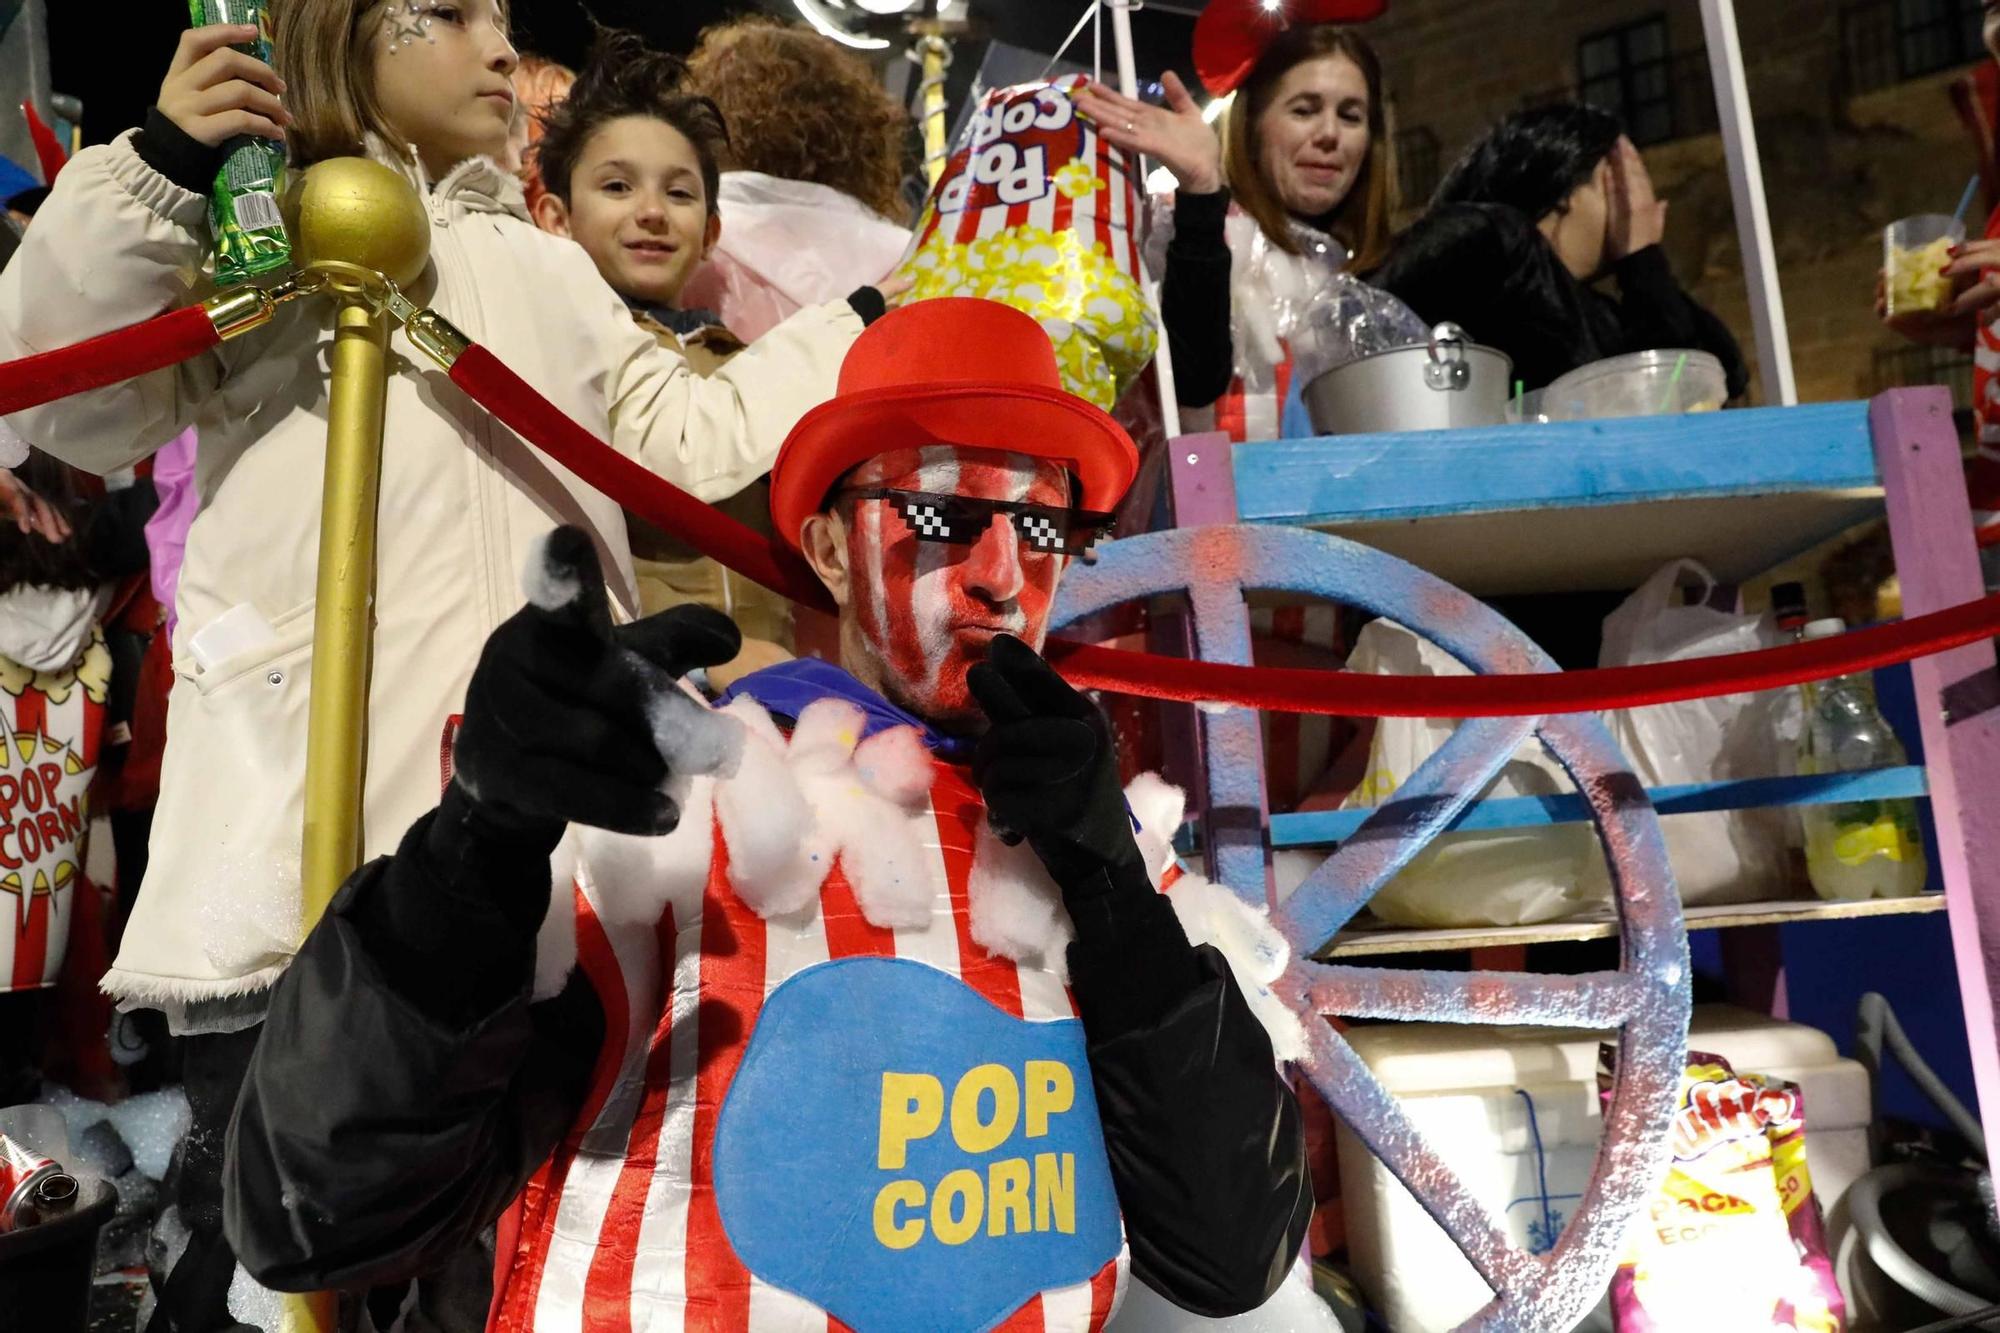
1425 322 1472 392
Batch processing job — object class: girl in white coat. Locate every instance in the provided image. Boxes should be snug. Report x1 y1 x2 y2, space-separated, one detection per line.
0 5 871 1321
1 2 871 1019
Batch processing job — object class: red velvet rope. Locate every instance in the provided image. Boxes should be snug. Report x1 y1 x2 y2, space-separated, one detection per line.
442 338 2000 719
1047 594 2000 717
448 345 837 616
1979 523 2000 550
0 306 219 417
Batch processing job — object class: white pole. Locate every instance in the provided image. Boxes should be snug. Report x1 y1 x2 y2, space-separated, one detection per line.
1108 0 1139 97
1105 0 1187 438
1700 0 1797 406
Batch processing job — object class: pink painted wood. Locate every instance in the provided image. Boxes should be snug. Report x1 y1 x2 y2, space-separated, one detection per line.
1872 387 2000 1144
1167 433 1278 900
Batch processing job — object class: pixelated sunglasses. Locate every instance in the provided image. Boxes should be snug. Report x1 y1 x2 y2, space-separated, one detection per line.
845 488 1115 557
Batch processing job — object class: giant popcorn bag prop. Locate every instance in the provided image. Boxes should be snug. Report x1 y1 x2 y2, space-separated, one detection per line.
904 76 1158 411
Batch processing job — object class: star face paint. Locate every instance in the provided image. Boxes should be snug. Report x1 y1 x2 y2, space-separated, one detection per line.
842 446 1070 730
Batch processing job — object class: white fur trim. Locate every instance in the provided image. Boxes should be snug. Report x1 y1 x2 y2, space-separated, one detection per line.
98 960 289 1007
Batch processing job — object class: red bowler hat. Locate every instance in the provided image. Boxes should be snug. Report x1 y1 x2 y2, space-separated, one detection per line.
1193 0 1389 96
769 298 1139 551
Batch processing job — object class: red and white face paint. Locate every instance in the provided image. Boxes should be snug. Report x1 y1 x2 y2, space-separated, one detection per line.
841 445 1070 729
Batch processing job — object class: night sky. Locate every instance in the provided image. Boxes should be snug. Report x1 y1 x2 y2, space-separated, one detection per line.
52 2 1198 151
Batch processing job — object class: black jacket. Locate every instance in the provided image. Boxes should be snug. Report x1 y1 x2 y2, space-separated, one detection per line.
222 793 1313 1321
1374 201 1750 397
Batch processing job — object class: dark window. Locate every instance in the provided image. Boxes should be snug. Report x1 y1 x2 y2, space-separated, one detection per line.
1895 0 1986 79
1578 15 1673 146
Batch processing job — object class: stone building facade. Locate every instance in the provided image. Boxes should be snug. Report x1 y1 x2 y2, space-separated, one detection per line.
1365 0 1989 407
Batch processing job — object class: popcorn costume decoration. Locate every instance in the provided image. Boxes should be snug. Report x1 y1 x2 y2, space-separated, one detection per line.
904 76 1158 410
223 301 1312 1331
0 622 108 994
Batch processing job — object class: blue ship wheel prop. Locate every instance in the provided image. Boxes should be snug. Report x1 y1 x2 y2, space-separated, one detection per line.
1053 525 1692 1333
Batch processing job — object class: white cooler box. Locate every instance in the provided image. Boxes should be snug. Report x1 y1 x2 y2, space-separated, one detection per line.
1334 1005 1870 1332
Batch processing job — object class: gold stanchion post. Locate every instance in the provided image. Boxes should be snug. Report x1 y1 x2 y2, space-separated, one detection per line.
271 156 430 1333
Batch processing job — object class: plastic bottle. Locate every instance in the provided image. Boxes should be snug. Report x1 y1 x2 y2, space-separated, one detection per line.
1796 619 1928 901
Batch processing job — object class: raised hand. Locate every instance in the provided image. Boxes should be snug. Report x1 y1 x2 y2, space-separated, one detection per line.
1073 71 1224 196
452 527 743 839
157 23 289 148
1606 136 1668 260
969 634 1143 894
0 468 71 544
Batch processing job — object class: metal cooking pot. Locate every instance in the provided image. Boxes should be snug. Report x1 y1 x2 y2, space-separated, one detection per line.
1302 323 1513 436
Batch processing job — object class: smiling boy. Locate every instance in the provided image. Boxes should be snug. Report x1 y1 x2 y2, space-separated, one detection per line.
532 32 853 681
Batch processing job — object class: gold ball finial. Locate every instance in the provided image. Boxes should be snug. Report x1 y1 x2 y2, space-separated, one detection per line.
288 157 430 291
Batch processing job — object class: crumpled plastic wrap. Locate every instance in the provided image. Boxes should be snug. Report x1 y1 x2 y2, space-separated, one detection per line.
1145 204 1429 395
902 75 1157 411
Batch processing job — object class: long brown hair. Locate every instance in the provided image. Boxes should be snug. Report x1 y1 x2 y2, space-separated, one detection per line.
1222 25 1396 270
686 17 912 224
272 0 510 167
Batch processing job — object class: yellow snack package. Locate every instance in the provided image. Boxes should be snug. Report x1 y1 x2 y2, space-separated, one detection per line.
903 75 1158 411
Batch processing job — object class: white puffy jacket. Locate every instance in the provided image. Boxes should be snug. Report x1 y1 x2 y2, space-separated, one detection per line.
0 134 859 1009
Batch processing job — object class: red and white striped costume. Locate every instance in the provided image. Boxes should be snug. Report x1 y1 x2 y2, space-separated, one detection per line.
0 626 107 995
486 689 1298 1333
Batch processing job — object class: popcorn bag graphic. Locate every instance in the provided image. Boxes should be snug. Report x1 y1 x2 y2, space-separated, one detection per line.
903 75 1159 411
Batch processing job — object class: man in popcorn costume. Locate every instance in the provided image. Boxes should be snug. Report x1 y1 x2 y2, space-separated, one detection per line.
223 298 1310 1330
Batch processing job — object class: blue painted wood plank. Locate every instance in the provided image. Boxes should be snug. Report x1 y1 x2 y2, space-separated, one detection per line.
1264 766 1930 848
1232 401 1879 526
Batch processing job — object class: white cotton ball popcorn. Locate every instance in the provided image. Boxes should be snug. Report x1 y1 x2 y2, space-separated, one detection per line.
967 820 1071 981
644 681 743 784
1123 772 1187 883
853 726 933 809
714 701 820 919
530 831 581 1000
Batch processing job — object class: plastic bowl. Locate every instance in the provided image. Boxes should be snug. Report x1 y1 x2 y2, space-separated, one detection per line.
1542 350 1728 422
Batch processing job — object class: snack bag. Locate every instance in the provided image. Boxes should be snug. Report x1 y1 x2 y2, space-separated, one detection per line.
1599 1048 1845 1332
903 75 1157 411
189 0 292 285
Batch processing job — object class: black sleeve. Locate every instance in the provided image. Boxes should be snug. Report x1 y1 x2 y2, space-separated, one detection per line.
132 107 227 196
1376 203 1606 391
222 795 604 1291
82 478 158 582
1610 245 1751 399
1160 189 1237 409
1066 880 1312 1317
845 286 888 326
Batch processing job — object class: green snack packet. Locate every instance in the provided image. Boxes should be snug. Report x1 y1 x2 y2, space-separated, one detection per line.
188 0 291 285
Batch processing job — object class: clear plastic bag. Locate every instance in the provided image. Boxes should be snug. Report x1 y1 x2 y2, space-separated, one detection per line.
1143 200 1428 394
1336 620 1608 929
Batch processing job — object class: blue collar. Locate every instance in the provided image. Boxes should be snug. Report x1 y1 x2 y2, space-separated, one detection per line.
717 658 975 761
623 295 727 339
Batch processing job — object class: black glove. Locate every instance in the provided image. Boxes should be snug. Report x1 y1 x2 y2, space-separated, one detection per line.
452 526 742 844
968 634 1145 899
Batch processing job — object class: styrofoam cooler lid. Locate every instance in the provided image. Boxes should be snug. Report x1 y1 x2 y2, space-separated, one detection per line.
1341 1006 1868 1132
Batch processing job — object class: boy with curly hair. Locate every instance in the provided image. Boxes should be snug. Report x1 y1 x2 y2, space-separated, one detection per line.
532 30 831 683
